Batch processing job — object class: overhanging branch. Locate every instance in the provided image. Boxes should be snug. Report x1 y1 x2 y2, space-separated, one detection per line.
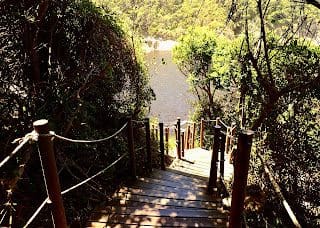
306 0 320 9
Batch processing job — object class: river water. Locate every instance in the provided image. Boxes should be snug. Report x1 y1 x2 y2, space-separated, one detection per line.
145 50 195 123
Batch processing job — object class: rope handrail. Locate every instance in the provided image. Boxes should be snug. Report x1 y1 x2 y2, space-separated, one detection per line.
24 151 128 227
0 132 37 169
251 130 301 228
255 150 302 228
2 122 128 170
61 152 128 195
218 119 228 129
50 122 128 143
23 198 49 228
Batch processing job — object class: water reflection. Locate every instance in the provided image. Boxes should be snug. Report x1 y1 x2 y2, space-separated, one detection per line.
146 50 195 122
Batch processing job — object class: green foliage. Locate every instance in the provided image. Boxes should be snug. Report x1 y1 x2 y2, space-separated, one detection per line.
99 0 229 39
0 0 153 226
173 27 241 123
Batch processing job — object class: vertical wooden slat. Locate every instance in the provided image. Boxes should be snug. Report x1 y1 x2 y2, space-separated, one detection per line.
225 127 231 154
229 130 254 227
207 125 221 193
220 133 226 178
33 120 67 228
181 131 185 158
186 125 191 149
200 118 205 148
159 123 165 170
165 127 169 154
127 117 136 179
145 118 152 173
192 123 196 149
176 118 181 159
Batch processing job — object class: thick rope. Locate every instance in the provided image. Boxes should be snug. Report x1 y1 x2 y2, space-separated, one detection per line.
23 198 49 228
219 119 229 129
23 151 128 227
50 122 128 143
61 152 128 195
0 131 37 169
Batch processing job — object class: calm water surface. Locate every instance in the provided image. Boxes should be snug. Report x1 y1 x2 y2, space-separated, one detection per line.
146 50 195 123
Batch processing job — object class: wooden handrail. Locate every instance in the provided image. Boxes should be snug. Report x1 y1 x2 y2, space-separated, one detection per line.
229 130 254 227
159 123 165 170
257 153 302 228
208 125 221 193
33 120 67 228
127 117 136 179
145 118 152 173
176 118 181 159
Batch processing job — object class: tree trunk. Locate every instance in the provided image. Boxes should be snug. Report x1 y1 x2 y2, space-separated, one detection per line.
251 99 278 130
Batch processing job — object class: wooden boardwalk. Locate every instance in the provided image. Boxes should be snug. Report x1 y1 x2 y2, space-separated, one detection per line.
87 148 231 227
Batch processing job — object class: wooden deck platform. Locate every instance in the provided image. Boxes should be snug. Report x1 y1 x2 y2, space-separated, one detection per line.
87 148 231 227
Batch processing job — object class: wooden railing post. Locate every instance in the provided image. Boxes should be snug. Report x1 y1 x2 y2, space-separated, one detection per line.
192 123 196 149
165 127 169 154
208 125 221 193
155 127 158 140
186 125 191 149
151 124 154 139
144 118 152 173
216 117 220 126
127 117 136 179
200 118 205 148
181 131 185 157
159 123 165 170
176 117 181 159
229 130 254 227
33 120 67 228
230 122 236 150
225 127 231 154
220 133 226 179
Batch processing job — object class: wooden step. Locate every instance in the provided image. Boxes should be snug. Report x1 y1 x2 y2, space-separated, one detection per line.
88 215 228 227
136 176 208 193
117 187 217 202
111 193 222 209
88 148 229 228
92 206 228 218
131 180 210 197
150 169 208 185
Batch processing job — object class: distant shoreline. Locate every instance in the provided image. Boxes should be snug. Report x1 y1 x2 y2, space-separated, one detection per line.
143 37 178 53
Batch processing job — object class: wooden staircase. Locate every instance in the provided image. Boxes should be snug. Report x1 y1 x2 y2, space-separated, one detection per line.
87 148 230 227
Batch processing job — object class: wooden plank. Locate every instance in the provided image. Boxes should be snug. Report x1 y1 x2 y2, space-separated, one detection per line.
172 158 211 170
136 176 207 192
118 187 216 202
88 215 228 227
167 166 210 179
170 162 210 174
112 193 221 209
92 206 228 218
87 148 230 228
131 180 209 198
121 200 222 211
151 169 207 185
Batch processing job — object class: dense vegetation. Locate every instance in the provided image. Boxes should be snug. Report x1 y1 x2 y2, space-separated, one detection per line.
97 0 229 39
0 0 154 226
105 0 319 226
1 0 319 226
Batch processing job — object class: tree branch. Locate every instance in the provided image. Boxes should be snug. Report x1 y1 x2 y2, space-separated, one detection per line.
306 0 320 9
257 0 275 87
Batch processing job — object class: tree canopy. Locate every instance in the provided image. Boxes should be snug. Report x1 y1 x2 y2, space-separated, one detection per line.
0 0 153 226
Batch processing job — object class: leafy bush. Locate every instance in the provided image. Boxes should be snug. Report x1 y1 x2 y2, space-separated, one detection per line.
0 0 153 226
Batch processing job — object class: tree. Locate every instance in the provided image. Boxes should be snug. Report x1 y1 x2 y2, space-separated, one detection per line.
233 1 320 225
0 0 153 226
173 27 220 119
